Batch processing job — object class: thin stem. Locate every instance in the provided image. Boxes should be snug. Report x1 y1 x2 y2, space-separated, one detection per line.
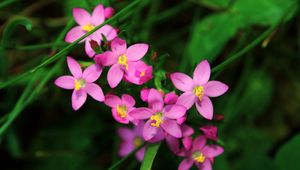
7 42 66 50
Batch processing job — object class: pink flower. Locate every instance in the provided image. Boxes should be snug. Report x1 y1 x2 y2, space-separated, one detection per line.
104 7 115 18
124 61 153 85
170 60 229 120
200 125 218 141
129 89 186 141
140 89 186 125
117 122 145 161
94 37 149 88
178 136 224 170
104 94 138 124
65 4 117 57
55 57 104 110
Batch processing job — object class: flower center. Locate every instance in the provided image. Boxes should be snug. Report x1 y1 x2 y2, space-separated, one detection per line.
193 86 204 101
192 151 206 163
116 105 127 118
74 78 86 90
81 23 95 32
140 71 146 77
150 112 163 128
133 137 142 148
118 54 129 70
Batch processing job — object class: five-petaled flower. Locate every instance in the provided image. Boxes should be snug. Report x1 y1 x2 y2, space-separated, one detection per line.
170 60 228 120
54 57 104 110
178 135 224 170
65 4 117 57
104 94 138 124
117 122 146 161
129 89 187 141
94 37 149 88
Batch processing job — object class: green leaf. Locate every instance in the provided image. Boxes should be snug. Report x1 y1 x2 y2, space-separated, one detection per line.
187 12 240 63
275 134 300 170
193 0 230 9
232 0 298 26
140 142 161 170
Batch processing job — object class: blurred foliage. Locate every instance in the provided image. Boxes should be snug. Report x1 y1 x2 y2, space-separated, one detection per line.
0 0 299 170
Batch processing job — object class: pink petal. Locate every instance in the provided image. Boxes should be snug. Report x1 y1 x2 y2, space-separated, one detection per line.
176 92 196 110
164 92 178 105
163 104 186 119
204 81 228 97
178 159 194 170
170 73 194 92
104 94 121 108
84 83 104 102
104 7 115 18
202 145 224 157
121 94 135 107
111 37 127 56
196 159 212 170
148 89 164 111
107 64 124 88
177 115 187 125
182 125 194 137
85 40 96 58
72 8 91 25
71 90 87 111
166 135 180 154
65 26 85 43
125 43 149 61
96 25 117 41
148 128 165 143
192 136 206 151
140 88 150 102
183 137 193 150
128 108 153 120
119 141 134 157
195 96 213 120
135 147 145 162
193 60 211 85
161 119 182 138
94 51 117 66
117 127 134 141
82 64 102 83
112 108 130 124
67 57 82 78
143 119 159 141
91 4 105 26
54 76 75 89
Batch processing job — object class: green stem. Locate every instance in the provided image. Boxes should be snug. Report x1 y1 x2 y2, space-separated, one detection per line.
8 42 66 50
0 0 142 90
0 0 16 9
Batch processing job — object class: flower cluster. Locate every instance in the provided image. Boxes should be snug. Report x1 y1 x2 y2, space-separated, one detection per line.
55 4 229 170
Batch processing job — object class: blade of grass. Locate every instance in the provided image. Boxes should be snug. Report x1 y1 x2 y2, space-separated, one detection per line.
140 142 161 170
0 0 142 90
107 143 146 170
7 42 67 51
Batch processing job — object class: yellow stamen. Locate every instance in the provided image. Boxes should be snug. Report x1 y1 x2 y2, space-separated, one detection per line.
133 137 142 148
193 152 206 163
150 112 163 128
74 79 86 91
140 71 146 77
116 105 127 118
82 24 95 32
193 86 204 101
118 54 129 70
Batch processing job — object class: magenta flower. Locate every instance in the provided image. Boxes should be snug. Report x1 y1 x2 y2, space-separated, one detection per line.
129 89 186 141
54 57 104 110
65 4 117 57
178 136 224 170
104 94 138 124
124 61 153 85
170 60 228 120
200 125 218 141
94 37 149 88
117 122 145 161
104 7 115 18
